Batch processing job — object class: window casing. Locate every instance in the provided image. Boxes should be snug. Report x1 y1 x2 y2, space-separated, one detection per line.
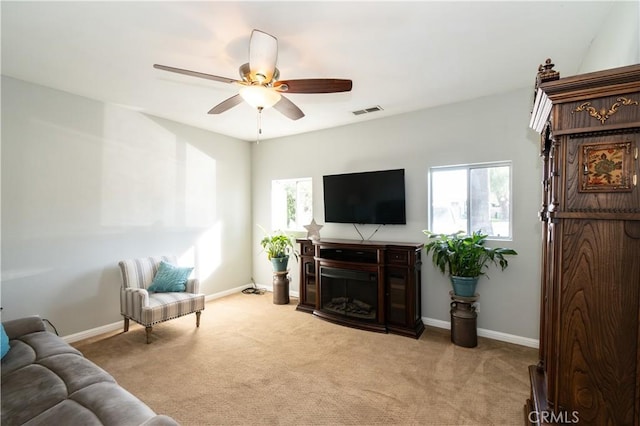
271 178 312 231
429 162 512 239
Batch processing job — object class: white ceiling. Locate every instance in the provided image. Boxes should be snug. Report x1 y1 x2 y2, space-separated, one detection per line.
1 1 615 142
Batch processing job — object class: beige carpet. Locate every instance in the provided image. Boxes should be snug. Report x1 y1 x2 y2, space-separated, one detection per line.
73 293 536 425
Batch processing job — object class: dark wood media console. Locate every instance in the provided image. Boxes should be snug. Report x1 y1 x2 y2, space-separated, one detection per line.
296 238 425 338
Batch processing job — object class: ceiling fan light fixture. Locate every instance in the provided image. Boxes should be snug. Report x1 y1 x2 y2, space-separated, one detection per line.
239 85 281 109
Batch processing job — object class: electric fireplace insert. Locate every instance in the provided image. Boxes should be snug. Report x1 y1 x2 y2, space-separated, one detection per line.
319 266 378 322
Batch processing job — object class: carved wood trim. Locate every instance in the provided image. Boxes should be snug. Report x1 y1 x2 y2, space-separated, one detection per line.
539 64 640 102
572 97 639 124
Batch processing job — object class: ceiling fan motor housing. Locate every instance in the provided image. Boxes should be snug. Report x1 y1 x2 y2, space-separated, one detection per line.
239 63 280 85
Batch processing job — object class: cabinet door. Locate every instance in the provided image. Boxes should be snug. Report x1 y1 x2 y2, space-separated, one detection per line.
387 267 408 326
301 258 316 307
296 240 317 312
555 219 640 425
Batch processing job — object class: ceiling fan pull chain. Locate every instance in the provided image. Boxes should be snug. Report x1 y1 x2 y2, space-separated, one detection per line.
256 106 264 144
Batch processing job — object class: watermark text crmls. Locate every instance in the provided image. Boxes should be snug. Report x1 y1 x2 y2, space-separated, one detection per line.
528 410 579 424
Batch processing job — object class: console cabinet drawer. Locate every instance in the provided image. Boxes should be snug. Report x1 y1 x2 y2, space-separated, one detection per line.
386 250 409 265
301 243 315 256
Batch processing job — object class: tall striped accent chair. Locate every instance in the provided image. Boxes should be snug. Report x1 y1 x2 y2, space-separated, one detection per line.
119 255 205 343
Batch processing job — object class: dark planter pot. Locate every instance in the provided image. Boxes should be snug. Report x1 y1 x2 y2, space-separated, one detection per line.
450 276 479 297
271 256 289 272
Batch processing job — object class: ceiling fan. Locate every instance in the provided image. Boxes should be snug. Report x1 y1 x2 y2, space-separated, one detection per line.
153 29 353 121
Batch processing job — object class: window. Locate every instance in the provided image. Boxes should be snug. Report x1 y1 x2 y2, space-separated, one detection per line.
272 178 313 231
429 162 512 239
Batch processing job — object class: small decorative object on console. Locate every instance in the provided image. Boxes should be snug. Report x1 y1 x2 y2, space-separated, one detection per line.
303 218 323 241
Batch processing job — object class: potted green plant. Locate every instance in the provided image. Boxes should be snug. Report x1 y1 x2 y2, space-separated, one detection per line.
422 230 517 297
260 230 299 272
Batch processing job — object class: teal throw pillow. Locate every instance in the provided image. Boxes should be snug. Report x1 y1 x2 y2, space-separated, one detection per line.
1 324 10 359
148 261 193 293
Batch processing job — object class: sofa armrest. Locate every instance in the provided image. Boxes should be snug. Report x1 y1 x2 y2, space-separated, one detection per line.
2 315 46 339
185 278 200 294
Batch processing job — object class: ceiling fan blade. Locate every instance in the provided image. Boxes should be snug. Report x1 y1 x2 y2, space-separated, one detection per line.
274 79 352 94
273 95 305 120
208 94 243 114
154 64 237 84
249 30 278 83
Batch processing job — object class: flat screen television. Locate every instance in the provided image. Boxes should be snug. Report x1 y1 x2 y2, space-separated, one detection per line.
323 169 406 224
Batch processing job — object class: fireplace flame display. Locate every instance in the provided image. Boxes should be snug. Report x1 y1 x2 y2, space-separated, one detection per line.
324 297 376 320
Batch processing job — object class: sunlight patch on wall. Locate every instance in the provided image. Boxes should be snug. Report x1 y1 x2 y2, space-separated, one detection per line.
101 105 216 228
185 143 216 227
198 221 222 280
179 221 222 281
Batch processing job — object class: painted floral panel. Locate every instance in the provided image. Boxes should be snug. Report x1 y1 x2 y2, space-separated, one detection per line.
581 142 632 192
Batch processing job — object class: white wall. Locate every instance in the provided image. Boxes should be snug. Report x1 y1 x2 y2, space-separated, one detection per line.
579 0 639 73
251 87 543 340
1 76 253 335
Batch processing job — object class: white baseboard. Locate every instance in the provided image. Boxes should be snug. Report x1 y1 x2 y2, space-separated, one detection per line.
63 321 123 344
62 286 538 350
423 317 539 349
238 288 537 348
205 284 253 302
63 284 254 344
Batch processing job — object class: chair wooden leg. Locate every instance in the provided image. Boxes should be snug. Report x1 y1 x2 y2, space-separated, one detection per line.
123 318 129 332
145 326 152 344
196 311 201 327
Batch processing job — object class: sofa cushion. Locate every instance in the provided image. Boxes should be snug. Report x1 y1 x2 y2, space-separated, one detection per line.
23 382 159 426
22 330 83 359
1 340 38 376
39 353 115 394
1 331 82 380
1 363 68 424
21 399 103 426
1 331 82 377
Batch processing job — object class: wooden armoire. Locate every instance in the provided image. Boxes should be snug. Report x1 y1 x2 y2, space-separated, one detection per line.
526 61 640 425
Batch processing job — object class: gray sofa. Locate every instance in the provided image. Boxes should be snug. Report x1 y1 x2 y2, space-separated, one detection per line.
1 316 178 426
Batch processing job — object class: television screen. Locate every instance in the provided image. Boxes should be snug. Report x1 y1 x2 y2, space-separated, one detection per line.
323 169 406 224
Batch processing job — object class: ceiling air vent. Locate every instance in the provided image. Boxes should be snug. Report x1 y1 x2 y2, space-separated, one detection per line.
352 105 383 116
